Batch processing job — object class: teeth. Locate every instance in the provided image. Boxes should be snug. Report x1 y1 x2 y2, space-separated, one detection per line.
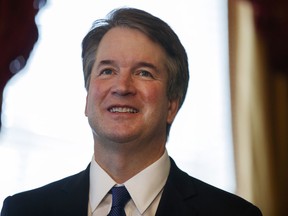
109 107 138 113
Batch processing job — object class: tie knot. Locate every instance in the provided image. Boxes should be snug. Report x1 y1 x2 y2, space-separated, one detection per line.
110 186 131 208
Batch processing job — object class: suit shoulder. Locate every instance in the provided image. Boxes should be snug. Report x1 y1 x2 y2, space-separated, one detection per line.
1 166 90 215
167 159 262 215
194 177 262 215
14 167 88 196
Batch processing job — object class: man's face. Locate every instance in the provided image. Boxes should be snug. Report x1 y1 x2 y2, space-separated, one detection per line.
85 27 179 147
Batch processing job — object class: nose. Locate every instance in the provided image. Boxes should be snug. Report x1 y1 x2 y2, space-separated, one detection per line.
111 71 136 96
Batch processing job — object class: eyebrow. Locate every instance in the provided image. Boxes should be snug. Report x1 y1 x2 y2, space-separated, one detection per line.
96 60 160 73
95 60 116 70
133 62 159 73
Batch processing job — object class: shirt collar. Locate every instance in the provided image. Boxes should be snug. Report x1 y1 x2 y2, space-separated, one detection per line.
89 156 116 213
124 150 170 214
89 150 170 214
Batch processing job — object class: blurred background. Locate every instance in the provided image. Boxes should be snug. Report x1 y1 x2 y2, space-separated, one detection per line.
0 0 287 215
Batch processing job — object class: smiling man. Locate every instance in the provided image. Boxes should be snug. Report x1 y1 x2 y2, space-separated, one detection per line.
85 26 178 184
1 7 262 216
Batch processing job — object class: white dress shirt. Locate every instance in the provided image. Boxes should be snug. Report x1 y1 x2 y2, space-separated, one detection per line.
88 150 170 216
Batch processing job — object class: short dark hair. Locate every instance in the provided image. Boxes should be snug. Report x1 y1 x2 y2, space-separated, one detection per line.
82 7 189 136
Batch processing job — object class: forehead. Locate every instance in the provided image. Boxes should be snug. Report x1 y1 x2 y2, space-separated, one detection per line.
95 27 167 67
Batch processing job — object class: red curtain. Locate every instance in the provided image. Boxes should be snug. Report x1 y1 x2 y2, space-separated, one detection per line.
0 0 46 129
248 0 288 74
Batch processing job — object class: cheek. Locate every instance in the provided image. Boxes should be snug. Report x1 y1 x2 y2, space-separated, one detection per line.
89 81 108 99
86 84 103 111
142 84 169 108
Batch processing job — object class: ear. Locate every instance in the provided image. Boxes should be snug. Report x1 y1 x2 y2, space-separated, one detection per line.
167 98 180 124
84 94 88 117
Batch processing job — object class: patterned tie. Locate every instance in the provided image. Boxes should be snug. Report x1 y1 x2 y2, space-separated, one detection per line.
107 186 131 216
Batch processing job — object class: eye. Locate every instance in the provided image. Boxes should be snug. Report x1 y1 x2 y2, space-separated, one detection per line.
99 68 113 76
137 70 154 78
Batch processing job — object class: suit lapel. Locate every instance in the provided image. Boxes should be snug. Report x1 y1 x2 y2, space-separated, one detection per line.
155 158 198 216
46 160 198 215
56 164 90 216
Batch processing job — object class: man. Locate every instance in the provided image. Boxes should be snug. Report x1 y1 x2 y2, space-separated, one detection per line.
1 7 262 216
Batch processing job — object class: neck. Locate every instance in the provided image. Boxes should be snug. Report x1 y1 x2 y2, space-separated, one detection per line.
93 139 166 183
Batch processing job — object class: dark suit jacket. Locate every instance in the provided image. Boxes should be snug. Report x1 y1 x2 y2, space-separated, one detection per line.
1 158 262 216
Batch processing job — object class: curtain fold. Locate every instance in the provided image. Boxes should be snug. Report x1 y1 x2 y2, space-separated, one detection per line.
0 0 46 129
228 1 288 215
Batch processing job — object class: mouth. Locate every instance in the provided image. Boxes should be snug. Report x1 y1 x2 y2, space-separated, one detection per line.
108 106 139 113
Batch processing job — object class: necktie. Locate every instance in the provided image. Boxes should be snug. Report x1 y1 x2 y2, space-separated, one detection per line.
107 186 131 216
